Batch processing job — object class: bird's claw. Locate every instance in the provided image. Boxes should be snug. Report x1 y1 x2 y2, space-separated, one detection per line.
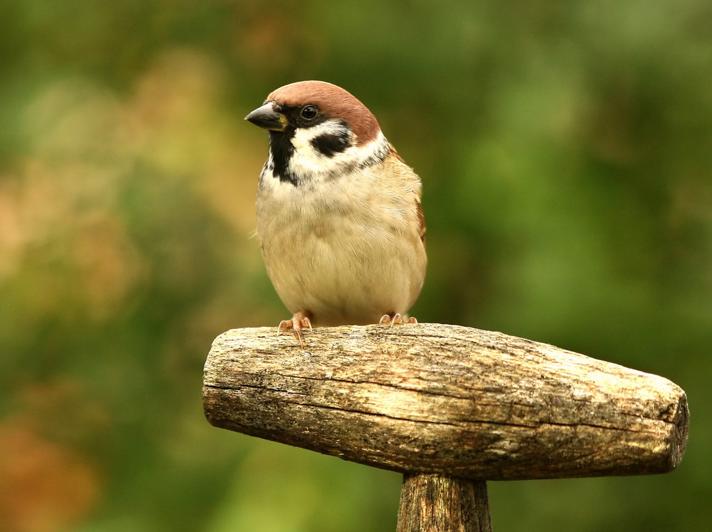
378 313 418 327
278 312 312 346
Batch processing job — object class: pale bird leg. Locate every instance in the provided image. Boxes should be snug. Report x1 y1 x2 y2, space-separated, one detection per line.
278 311 313 347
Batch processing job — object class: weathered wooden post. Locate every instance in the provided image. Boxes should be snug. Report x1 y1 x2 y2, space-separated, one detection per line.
202 324 688 531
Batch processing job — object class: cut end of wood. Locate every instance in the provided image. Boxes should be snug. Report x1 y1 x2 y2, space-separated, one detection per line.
202 324 689 480
668 393 689 472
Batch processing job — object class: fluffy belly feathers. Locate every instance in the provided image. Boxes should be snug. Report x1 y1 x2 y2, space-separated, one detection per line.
258 196 425 325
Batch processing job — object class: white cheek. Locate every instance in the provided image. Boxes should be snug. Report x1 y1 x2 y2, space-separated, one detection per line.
288 124 389 183
289 121 350 176
290 146 331 175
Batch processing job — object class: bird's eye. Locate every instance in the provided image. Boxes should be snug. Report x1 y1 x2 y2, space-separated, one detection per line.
300 105 318 120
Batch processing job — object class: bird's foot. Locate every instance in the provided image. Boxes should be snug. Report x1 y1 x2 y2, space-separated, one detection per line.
378 313 418 327
278 311 313 346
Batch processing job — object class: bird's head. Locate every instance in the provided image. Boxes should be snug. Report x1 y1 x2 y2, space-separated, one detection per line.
245 81 391 186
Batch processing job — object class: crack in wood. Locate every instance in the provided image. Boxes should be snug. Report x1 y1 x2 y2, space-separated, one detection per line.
204 383 662 435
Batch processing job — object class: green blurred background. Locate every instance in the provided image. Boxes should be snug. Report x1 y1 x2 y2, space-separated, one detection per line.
1 1 710 531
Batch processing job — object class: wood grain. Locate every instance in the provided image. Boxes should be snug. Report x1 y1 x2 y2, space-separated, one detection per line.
396 475 491 532
203 324 688 480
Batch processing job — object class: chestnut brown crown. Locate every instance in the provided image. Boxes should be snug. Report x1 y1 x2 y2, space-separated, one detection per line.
267 81 381 145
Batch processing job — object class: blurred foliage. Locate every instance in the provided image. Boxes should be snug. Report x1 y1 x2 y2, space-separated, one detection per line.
0 0 710 531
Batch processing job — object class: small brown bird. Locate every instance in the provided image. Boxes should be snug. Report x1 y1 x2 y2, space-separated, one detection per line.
245 81 426 340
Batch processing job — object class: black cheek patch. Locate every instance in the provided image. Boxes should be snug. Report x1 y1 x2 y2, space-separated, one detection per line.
310 131 351 158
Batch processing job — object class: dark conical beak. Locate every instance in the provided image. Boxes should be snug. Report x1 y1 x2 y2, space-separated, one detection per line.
245 102 288 131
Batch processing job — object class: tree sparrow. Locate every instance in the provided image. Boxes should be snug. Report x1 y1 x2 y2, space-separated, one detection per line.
245 81 426 341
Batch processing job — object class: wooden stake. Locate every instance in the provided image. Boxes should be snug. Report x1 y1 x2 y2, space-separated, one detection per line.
202 323 689 531
397 474 491 532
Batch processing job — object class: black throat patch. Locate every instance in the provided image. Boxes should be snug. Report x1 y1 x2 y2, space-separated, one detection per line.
268 128 297 185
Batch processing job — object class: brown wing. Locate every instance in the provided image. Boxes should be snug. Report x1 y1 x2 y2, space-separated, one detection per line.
416 199 426 242
384 144 425 242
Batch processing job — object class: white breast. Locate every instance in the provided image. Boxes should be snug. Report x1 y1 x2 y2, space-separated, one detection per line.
256 149 426 326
